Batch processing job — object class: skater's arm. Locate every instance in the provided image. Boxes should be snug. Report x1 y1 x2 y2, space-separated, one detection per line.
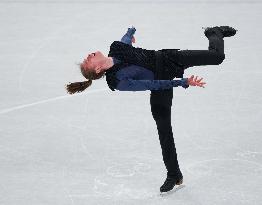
116 78 189 91
116 76 206 91
112 26 136 64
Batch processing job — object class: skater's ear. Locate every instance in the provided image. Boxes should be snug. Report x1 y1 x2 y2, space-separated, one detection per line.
79 62 105 80
94 65 102 74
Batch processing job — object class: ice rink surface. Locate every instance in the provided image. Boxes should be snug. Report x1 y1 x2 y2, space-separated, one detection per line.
0 0 261 204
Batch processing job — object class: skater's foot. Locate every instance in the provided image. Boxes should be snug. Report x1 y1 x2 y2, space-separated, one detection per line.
160 176 183 193
204 26 237 38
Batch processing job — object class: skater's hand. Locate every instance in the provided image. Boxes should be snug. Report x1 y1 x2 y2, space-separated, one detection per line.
121 26 136 45
128 26 136 43
127 26 136 36
187 75 206 88
132 36 136 43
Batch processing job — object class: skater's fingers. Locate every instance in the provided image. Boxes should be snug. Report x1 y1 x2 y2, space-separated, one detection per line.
198 82 205 88
188 76 192 82
197 77 203 83
194 76 198 82
132 36 136 43
196 83 201 87
200 82 206 87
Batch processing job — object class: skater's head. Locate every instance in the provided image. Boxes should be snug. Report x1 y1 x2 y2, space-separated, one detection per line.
81 51 108 75
80 51 106 80
66 51 106 95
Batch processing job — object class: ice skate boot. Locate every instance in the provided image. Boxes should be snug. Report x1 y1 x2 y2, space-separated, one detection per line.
203 26 237 38
160 176 183 193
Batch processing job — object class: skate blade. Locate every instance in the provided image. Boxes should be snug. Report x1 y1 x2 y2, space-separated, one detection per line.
159 184 185 197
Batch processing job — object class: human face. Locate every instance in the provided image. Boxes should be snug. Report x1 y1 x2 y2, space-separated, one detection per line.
82 51 105 73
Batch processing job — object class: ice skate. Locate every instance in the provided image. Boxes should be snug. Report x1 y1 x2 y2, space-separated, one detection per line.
160 176 183 193
203 26 237 38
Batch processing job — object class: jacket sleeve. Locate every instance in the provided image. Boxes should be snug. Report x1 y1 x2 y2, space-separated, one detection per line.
116 78 189 91
120 26 136 45
113 27 136 64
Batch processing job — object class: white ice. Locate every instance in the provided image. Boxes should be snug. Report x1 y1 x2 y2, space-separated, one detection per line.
0 0 262 204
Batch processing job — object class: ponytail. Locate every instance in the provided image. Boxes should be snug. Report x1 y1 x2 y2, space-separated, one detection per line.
66 62 105 95
66 80 92 95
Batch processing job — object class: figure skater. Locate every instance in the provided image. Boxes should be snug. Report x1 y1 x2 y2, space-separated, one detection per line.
66 25 237 193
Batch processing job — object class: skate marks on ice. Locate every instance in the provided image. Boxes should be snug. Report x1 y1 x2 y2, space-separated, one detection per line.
0 88 107 115
236 150 262 160
93 176 156 200
93 159 158 200
17 10 90 93
93 157 187 200
106 161 152 178
186 158 262 177
93 174 185 200
185 158 262 204
68 157 186 202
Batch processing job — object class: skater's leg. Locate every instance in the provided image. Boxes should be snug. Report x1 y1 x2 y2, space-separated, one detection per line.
171 31 225 67
150 89 182 178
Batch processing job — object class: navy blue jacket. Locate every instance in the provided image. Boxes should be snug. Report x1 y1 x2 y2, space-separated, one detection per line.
109 27 188 91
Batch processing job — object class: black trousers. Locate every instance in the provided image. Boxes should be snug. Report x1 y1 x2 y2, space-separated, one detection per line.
150 33 225 178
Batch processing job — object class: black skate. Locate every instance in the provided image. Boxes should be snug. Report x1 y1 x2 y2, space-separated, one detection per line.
160 176 183 193
203 26 237 38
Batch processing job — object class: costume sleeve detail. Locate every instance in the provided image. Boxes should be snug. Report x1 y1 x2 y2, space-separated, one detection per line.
120 26 136 45
113 27 136 64
116 79 188 91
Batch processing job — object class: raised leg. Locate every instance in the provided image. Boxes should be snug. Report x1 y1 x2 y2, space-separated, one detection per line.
171 31 225 67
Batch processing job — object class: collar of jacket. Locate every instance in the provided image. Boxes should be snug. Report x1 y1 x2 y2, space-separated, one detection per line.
105 62 129 91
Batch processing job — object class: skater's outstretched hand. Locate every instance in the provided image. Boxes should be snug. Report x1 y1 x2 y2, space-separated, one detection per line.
132 36 136 43
187 75 206 88
122 26 136 44
129 26 136 43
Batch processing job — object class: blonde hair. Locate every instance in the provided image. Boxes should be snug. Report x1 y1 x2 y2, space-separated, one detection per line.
66 63 105 95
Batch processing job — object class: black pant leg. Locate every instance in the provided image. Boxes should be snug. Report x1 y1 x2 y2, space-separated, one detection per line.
150 89 182 178
171 33 225 67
